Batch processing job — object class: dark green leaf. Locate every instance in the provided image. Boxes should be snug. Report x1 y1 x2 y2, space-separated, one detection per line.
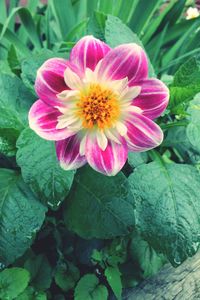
24 254 52 290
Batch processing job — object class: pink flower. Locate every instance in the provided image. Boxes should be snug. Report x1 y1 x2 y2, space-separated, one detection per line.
29 36 169 176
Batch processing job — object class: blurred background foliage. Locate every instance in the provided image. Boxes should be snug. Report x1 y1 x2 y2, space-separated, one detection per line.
1 0 200 75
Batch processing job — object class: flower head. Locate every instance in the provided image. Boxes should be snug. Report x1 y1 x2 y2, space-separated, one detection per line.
186 7 200 19
29 36 169 176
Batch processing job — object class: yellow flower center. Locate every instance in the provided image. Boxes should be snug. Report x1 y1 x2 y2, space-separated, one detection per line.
76 83 120 130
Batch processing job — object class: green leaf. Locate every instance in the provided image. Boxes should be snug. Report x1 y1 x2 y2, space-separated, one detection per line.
169 55 200 114
129 161 200 266
16 128 74 209
130 231 166 278
186 93 200 152
55 261 80 292
16 287 47 300
105 266 122 300
24 254 52 290
0 267 30 299
0 169 46 265
64 166 135 239
75 274 108 300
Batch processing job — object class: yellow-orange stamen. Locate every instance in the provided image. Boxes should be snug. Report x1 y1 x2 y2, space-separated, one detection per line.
76 83 120 130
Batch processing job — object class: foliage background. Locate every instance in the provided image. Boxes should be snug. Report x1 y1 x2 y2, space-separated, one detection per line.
1 0 200 299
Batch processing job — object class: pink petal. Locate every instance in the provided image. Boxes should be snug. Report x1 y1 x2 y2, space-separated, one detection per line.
126 112 163 151
132 78 169 120
70 35 111 72
85 136 128 176
97 43 148 83
29 100 74 141
56 135 87 170
35 58 81 107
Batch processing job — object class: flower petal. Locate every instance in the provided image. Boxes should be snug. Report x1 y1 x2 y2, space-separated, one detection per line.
70 35 111 72
56 135 87 170
126 112 163 151
96 43 148 83
132 78 169 119
35 58 80 107
29 100 74 141
85 136 128 176
64 67 83 90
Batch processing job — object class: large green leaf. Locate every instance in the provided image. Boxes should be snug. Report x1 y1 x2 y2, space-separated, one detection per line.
0 267 30 299
16 128 74 209
64 166 135 239
0 169 46 265
74 274 108 300
129 161 200 266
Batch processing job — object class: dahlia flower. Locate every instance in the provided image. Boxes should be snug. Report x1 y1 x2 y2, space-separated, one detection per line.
29 36 169 176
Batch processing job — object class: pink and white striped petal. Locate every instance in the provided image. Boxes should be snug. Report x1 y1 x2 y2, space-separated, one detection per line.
56 135 87 170
85 136 128 176
96 44 148 83
126 112 163 152
132 78 169 120
29 100 74 141
35 58 81 107
70 35 111 72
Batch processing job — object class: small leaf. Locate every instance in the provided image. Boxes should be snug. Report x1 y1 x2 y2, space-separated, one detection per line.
75 274 108 300
55 261 80 292
130 231 166 278
105 266 122 300
0 267 30 299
